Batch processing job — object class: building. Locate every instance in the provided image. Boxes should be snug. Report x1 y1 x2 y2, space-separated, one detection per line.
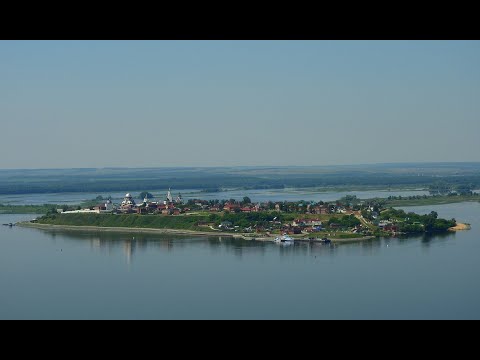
121 193 136 208
219 221 233 229
175 193 184 204
223 203 239 212
164 188 173 205
94 199 115 213
61 199 116 214
312 206 329 215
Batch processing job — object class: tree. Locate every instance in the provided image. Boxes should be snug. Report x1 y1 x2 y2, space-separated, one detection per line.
242 196 252 205
46 206 58 216
139 192 154 200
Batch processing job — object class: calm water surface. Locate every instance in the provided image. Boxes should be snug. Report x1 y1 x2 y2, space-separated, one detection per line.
0 202 479 319
0 188 429 206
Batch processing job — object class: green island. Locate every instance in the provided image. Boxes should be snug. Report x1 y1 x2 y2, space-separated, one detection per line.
381 193 480 207
15 191 471 242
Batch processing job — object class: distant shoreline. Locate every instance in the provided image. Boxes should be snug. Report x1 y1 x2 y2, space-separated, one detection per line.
16 222 376 243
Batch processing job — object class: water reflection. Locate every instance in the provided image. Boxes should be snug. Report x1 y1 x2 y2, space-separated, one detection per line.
1 207 477 319
395 231 455 248
124 240 134 265
23 226 460 265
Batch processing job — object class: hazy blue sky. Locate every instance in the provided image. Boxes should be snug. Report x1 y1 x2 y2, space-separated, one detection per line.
1 40 479 169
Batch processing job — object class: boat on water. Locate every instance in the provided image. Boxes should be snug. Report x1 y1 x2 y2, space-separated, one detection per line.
274 235 295 245
2 223 14 227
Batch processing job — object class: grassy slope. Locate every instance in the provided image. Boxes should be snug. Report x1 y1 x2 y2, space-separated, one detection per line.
37 213 216 232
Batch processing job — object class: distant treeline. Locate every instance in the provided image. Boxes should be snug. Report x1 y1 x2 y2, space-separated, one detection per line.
0 204 58 214
1 166 480 195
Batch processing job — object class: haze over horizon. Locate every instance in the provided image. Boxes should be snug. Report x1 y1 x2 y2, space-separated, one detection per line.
1 40 479 169
1 161 480 172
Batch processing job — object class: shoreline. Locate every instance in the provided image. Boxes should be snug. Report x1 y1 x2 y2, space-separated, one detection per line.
448 223 471 231
17 222 377 243
17 221 243 238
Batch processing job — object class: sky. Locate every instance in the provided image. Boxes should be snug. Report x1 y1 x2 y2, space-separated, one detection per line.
1 40 479 169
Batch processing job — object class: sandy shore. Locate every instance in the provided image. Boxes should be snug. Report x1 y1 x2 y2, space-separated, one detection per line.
448 223 471 231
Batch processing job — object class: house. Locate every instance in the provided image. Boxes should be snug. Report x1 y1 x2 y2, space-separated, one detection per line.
384 224 399 233
304 219 322 227
94 204 107 212
223 203 239 212
286 227 302 235
219 221 233 230
378 220 392 228
312 206 329 215
292 219 306 227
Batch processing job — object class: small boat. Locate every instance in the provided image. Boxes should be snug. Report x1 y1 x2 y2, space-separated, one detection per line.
274 235 295 245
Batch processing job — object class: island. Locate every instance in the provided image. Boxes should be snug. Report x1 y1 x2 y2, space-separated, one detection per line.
16 190 469 243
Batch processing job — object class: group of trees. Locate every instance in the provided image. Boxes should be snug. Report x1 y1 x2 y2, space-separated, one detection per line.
380 208 456 232
429 182 476 196
139 192 154 200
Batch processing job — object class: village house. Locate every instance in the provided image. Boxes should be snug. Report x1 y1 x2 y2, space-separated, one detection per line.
312 205 329 215
292 218 323 227
219 221 233 230
223 203 240 212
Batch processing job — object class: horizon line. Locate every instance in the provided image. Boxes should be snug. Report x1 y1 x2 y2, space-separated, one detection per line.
1 161 480 172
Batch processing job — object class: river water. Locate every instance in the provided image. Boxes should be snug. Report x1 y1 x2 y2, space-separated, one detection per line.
0 188 430 206
0 200 479 319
